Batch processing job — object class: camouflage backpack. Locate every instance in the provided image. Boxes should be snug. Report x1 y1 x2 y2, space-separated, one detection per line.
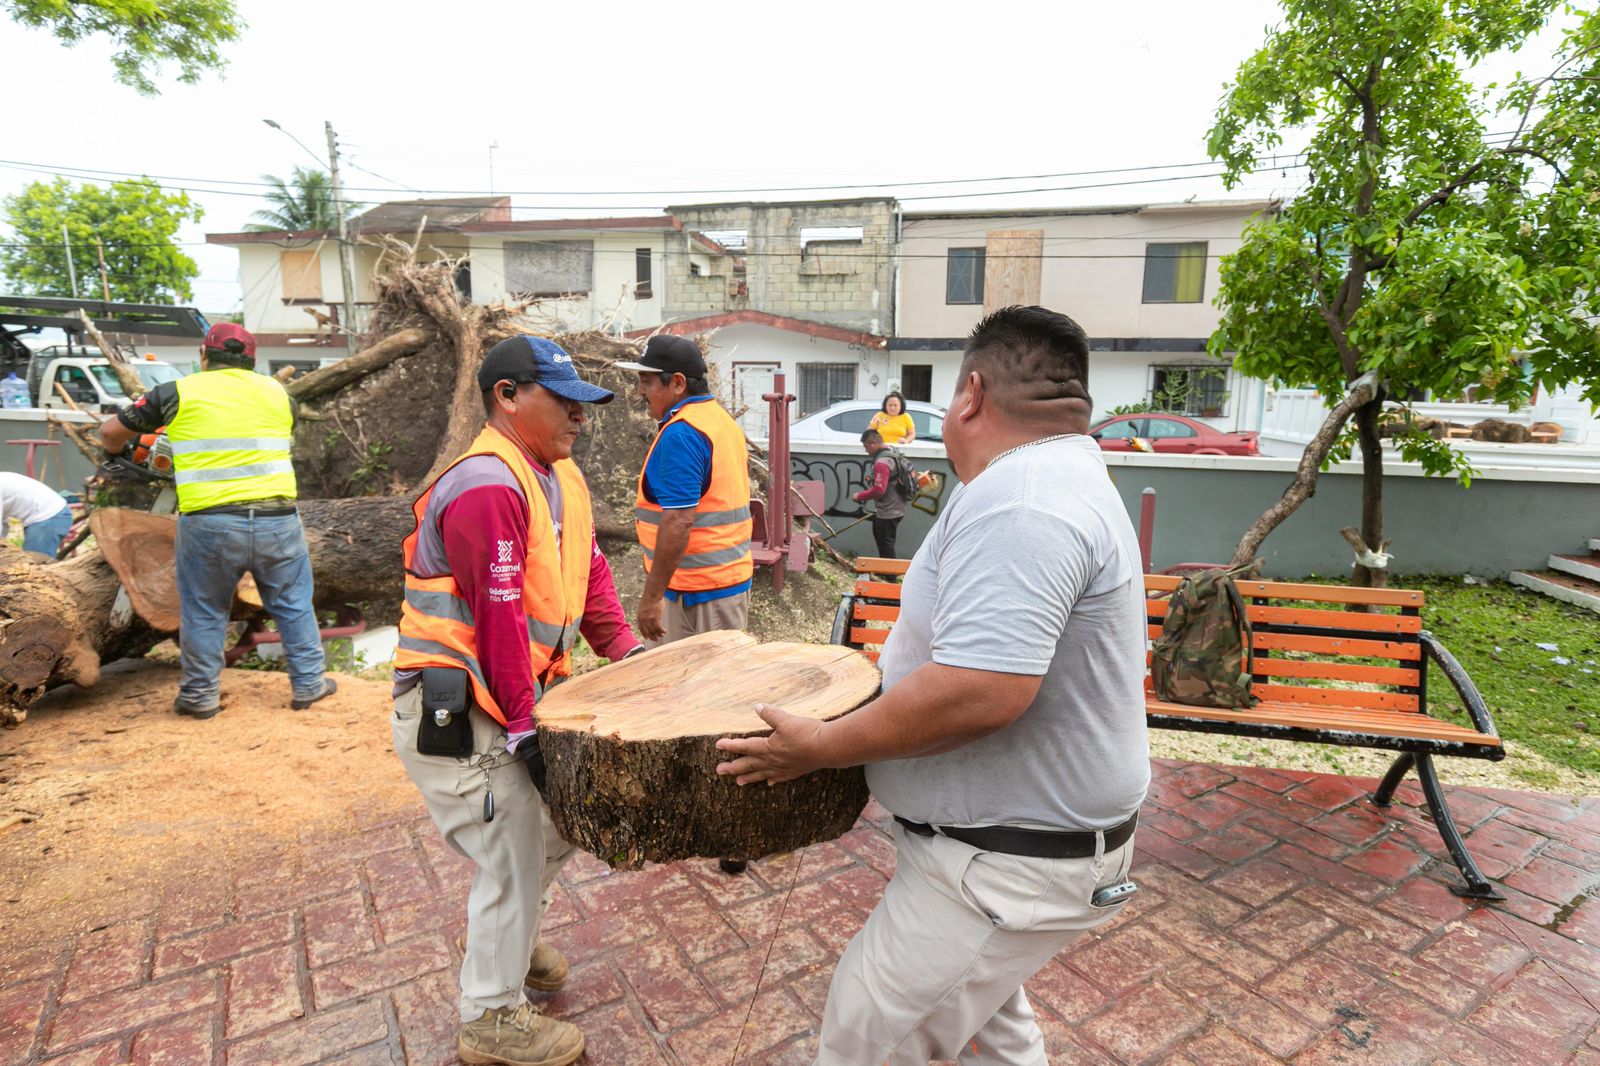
1150 564 1258 709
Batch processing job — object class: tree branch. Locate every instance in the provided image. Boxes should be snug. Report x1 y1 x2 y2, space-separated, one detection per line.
1231 372 1379 567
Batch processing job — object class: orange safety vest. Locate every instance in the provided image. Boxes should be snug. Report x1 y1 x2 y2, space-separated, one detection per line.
634 397 753 593
395 426 593 727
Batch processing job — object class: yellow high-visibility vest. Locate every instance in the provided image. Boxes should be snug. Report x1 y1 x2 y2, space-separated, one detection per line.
167 368 297 513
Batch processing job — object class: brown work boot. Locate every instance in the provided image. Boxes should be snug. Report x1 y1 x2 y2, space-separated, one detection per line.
525 940 569 992
454 930 569 992
458 1002 583 1066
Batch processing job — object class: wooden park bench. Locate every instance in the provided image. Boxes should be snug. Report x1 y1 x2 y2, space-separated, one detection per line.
833 558 1507 900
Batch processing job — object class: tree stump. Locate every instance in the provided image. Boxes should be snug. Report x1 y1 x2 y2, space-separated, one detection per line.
536 631 880 868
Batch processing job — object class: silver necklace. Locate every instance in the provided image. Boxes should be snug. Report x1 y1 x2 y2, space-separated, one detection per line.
987 433 1076 468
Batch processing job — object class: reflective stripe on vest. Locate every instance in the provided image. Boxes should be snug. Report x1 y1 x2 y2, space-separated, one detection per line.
394 426 593 728
168 368 297 512
634 398 754 593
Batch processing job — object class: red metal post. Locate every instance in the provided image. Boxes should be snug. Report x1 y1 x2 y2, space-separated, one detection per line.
1137 487 1156 574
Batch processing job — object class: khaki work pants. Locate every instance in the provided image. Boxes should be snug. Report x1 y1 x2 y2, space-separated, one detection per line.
392 687 576 1022
663 588 749 643
815 822 1135 1065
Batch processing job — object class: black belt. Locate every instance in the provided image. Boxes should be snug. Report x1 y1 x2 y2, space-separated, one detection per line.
893 812 1138 859
187 501 297 517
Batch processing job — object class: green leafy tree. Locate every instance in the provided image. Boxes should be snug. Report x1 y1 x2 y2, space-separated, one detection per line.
1 178 204 303
4 0 242 94
246 167 354 233
1210 1 1600 584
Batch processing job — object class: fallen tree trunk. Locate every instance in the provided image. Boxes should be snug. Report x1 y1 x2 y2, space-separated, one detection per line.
0 497 417 724
536 631 879 868
285 328 432 402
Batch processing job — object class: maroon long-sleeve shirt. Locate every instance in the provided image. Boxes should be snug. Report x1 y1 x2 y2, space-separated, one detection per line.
397 446 640 736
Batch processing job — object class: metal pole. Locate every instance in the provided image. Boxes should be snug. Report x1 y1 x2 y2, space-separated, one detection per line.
1138 487 1156 574
61 223 79 298
325 121 359 356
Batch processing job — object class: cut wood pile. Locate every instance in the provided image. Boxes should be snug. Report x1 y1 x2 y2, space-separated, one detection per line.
0 249 850 726
537 631 879 867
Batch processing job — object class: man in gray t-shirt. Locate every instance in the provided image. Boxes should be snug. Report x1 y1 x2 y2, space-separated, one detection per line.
717 306 1149 1065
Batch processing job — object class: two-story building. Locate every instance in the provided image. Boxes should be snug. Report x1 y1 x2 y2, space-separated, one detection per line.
892 199 1278 430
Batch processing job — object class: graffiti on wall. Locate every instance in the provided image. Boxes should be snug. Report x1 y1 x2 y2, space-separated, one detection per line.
790 455 950 518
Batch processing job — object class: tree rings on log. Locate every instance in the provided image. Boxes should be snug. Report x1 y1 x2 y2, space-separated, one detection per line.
536 631 880 868
91 510 181 631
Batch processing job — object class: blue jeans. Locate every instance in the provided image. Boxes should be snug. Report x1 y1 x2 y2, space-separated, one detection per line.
175 511 326 708
21 505 73 556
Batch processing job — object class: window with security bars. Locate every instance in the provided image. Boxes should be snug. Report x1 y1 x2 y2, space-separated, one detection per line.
1142 242 1207 303
946 247 985 304
797 363 857 416
1151 363 1229 416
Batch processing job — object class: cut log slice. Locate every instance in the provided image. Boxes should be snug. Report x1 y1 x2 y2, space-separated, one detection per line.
91 510 180 631
537 630 881 868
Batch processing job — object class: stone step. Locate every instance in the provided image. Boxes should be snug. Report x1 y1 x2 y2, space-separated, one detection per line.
1550 553 1600 583
1509 569 1600 614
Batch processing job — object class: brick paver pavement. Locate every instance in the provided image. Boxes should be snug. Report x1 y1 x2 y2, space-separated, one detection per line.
3 759 1597 1064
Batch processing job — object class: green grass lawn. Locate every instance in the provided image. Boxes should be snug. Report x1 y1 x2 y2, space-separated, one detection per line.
1333 576 1600 783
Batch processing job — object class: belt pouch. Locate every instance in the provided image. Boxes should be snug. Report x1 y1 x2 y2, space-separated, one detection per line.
417 666 473 757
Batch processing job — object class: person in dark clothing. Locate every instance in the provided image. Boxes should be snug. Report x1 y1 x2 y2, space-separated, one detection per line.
852 429 908 558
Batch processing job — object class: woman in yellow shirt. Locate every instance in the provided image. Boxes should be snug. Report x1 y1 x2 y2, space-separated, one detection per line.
868 392 917 444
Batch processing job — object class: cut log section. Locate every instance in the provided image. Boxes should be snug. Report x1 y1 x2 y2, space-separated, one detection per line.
92 510 181 630
537 631 881 868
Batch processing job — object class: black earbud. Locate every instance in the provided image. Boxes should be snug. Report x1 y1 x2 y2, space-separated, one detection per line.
501 385 516 400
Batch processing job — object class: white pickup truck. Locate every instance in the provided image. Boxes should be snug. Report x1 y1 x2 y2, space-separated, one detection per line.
22 347 181 413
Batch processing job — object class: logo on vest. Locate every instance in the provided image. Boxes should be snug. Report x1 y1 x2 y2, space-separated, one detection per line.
496 540 514 563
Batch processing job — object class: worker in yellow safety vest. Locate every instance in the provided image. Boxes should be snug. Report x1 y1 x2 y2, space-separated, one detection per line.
98 323 334 719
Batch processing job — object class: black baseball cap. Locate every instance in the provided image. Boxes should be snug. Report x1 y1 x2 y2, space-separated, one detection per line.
478 335 614 405
614 334 707 378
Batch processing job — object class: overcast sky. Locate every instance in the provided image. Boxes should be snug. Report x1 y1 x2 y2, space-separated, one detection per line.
0 0 1576 314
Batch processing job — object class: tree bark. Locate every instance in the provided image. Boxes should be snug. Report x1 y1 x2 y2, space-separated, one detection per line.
535 632 880 868
1231 373 1378 568
1351 397 1390 589
0 497 418 724
285 328 432 402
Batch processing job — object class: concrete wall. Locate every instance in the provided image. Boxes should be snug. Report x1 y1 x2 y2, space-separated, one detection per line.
666 200 895 335
897 204 1268 339
788 443 1600 576
467 232 665 333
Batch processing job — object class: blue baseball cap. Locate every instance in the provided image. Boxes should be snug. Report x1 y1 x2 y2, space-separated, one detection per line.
478 335 614 405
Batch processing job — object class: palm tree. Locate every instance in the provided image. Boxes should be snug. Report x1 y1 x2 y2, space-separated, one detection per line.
245 166 354 232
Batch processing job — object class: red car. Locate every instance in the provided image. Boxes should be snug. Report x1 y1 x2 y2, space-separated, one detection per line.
1089 413 1260 456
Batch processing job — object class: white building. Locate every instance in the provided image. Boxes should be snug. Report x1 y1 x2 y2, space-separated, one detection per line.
894 200 1278 428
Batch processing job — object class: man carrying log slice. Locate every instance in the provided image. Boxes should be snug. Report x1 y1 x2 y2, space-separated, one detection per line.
392 336 644 1066
716 306 1150 1066
97 322 335 718
619 334 755 875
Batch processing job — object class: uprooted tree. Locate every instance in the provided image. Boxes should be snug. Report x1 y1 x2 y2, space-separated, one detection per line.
1213 0 1600 581
0 248 842 727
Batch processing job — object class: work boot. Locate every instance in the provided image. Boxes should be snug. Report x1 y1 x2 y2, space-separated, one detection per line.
290 677 337 710
173 697 222 720
458 1002 583 1066
456 930 569 992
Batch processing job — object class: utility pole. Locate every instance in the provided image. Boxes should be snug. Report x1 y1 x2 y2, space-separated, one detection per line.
325 120 359 356
61 223 79 298
95 237 112 301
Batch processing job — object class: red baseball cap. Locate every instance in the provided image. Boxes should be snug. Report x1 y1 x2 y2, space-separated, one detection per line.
203 322 256 357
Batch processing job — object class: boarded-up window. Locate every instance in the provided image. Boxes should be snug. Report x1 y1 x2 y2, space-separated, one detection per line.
983 230 1043 313
504 241 594 297
280 250 322 302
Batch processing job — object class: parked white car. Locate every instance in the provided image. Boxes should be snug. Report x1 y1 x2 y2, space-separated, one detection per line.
788 400 946 444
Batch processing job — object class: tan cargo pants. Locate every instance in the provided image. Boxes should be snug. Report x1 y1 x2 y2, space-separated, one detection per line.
392 686 575 1022
815 821 1135 1065
663 588 749 643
